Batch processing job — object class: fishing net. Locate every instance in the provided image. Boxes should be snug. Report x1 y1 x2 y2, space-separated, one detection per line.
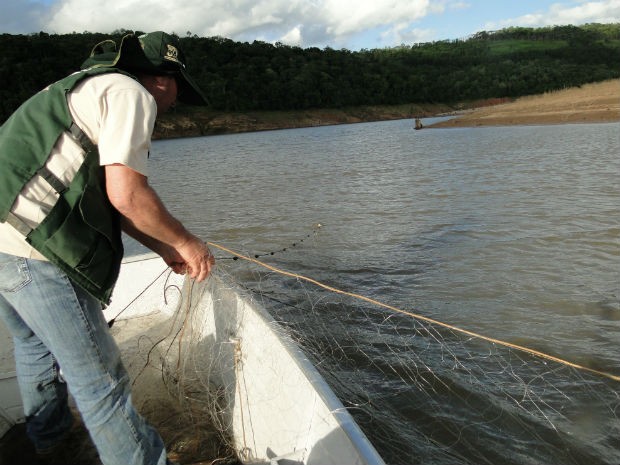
187 238 620 465
109 230 620 465
111 274 240 465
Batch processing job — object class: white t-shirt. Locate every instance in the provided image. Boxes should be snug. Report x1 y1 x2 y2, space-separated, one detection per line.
0 72 157 259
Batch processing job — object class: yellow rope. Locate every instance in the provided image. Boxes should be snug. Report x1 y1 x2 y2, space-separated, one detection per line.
208 241 620 383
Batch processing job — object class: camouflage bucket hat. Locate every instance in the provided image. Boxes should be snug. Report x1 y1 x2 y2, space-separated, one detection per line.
81 31 208 105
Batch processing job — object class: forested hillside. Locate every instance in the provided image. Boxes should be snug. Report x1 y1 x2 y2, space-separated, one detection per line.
1 23 619 123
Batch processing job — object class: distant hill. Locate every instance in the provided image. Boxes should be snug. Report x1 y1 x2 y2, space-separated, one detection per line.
1 23 619 124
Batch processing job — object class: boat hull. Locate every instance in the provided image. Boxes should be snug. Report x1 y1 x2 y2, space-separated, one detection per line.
1 254 385 465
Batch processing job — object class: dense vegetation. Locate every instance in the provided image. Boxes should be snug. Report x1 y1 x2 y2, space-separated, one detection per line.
1 23 619 123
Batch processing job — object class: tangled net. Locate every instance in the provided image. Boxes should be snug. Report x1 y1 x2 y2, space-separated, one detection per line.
112 240 620 465
209 245 620 465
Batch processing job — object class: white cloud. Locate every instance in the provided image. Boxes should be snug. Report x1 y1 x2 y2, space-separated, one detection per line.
486 0 620 30
380 23 437 46
4 0 620 49
42 0 432 48
449 1 470 11
322 0 430 36
280 26 303 46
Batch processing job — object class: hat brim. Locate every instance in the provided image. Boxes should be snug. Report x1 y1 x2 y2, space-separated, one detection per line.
177 68 208 106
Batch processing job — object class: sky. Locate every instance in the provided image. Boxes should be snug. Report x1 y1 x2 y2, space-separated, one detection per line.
2 0 620 50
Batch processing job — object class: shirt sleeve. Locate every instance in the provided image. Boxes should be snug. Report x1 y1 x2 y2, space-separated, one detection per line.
97 87 156 176
68 73 157 177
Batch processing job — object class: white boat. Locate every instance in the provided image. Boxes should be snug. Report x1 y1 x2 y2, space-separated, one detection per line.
0 253 385 465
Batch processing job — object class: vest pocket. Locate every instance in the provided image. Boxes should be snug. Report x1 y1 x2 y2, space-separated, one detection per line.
42 205 94 268
40 185 121 289
76 186 122 285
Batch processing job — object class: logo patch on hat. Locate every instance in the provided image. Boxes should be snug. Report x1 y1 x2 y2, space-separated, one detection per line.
164 44 180 64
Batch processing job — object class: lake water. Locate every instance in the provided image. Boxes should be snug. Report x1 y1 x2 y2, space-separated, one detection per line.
137 119 620 465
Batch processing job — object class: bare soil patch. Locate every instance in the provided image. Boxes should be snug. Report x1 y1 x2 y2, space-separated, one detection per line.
429 79 619 128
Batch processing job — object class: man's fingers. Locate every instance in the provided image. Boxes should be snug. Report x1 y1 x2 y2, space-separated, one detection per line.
197 251 214 281
173 240 214 281
186 250 215 282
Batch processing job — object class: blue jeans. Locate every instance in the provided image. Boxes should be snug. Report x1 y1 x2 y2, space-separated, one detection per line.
0 252 168 465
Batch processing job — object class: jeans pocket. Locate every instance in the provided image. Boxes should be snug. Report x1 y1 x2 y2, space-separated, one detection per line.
0 253 32 292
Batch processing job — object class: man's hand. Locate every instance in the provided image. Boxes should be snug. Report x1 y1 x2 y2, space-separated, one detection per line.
154 243 186 274
173 237 215 281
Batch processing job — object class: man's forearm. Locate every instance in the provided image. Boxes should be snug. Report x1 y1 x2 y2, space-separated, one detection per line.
119 186 191 248
106 164 193 248
120 216 168 254
106 164 213 280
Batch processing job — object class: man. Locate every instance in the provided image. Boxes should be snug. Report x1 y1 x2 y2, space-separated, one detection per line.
0 31 214 464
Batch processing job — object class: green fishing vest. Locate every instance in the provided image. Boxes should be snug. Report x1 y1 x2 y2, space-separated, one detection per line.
0 68 139 303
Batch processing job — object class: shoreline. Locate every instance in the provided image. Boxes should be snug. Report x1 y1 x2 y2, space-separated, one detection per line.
153 79 619 139
152 102 458 139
